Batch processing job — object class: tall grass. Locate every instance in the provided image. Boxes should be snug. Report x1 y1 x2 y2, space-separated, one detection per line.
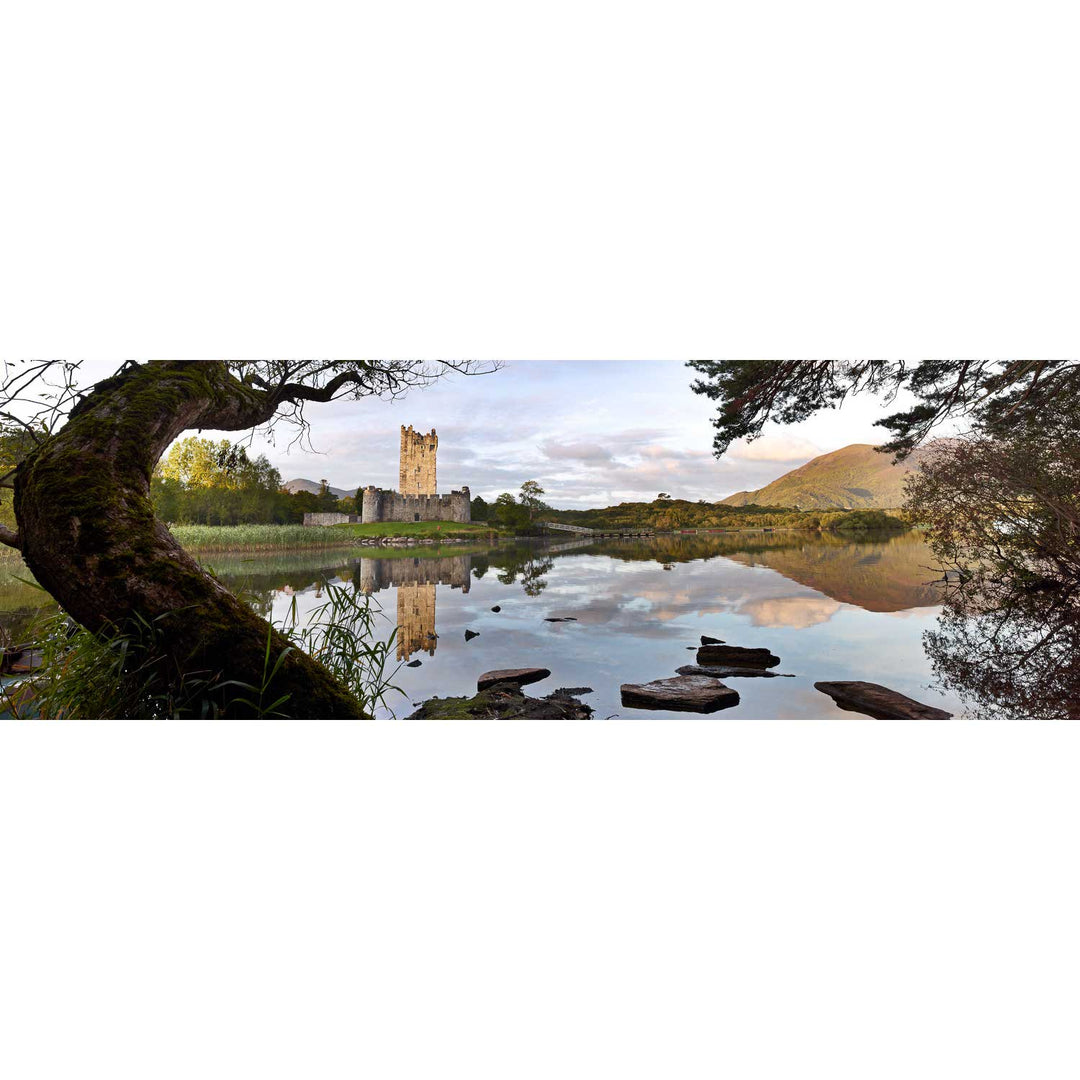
170 524 362 552
4 577 404 718
170 521 506 552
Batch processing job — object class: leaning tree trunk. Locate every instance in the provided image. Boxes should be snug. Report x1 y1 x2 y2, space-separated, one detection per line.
12 361 365 718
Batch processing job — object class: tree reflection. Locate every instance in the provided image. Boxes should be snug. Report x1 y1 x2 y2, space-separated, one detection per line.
908 424 1080 720
496 554 554 597
925 578 1080 720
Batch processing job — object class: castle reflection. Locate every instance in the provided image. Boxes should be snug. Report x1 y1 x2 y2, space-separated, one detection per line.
356 554 472 660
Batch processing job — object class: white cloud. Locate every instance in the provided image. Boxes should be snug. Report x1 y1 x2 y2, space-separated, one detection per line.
727 435 824 463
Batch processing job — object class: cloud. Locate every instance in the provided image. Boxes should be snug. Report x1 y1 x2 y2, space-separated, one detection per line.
167 360 912 511
727 435 823 463
736 595 842 629
540 440 613 463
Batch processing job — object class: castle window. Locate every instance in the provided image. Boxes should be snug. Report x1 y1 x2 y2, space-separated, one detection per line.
414 513 420 521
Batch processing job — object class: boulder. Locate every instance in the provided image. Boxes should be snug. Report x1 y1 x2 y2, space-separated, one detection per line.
701 635 725 645
814 681 952 720
464 629 480 641
477 667 552 692
408 683 591 720
620 676 740 713
491 605 501 613
676 664 793 680
696 644 780 668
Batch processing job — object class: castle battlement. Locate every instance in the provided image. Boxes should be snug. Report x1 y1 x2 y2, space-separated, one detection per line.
355 429 470 525
400 425 438 495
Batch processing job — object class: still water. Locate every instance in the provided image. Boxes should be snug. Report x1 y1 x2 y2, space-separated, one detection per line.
204 531 963 719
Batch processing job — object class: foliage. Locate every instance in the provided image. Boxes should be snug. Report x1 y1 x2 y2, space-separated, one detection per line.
687 360 1080 458
169 523 364 552
470 494 490 521
826 510 907 533
518 479 546 519
493 492 532 532
906 427 1080 718
152 436 313 526
276 583 405 717
8 580 405 719
544 497 908 534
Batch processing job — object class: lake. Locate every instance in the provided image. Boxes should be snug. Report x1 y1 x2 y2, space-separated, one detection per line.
0 531 967 718
203 530 963 719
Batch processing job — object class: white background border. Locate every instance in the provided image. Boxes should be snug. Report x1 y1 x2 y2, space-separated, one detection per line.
3 2 1079 1077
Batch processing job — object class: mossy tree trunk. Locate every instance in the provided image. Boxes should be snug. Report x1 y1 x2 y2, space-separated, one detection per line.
11 361 366 718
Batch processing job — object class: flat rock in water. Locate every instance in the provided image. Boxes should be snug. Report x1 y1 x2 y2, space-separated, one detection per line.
406 659 422 667
700 635 725 645
815 681 952 720
554 686 594 696
464 629 480 641
490 605 501 612
697 644 780 668
544 617 578 622
477 667 552 692
408 684 591 720
677 664 794 680
620 676 739 713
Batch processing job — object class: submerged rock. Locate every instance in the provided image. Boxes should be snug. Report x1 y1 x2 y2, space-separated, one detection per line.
491 605 501 612
544 617 578 622
554 686 594 696
464 629 480 641
408 683 591 720
477 667 552 692
696 644 780 668
815 681 952 720
676 664 794 680
620 675 740 713
406 659 422 668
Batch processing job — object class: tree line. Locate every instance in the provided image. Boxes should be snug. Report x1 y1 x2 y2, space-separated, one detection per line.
149 436 359 526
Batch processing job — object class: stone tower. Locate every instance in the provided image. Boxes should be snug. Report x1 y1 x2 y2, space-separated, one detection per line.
399 425 437 495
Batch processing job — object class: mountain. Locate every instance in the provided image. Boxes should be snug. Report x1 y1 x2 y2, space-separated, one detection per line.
282 478 355 499
720 443 931 510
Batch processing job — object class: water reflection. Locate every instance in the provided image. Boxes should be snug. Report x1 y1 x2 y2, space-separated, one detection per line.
354 554 472 660
2 531 1071 719
231 532 960 719
924 572 1080 720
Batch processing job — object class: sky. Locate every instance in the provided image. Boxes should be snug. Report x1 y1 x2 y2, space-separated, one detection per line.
67 360 918 510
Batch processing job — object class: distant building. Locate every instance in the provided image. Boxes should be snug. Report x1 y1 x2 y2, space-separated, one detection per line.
303 425 470 526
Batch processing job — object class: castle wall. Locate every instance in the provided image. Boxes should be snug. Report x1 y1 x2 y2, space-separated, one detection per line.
400 425 438 495
360 486 471 525
303 512 360 527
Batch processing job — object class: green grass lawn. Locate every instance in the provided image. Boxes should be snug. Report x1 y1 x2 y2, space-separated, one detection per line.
328 520 503 539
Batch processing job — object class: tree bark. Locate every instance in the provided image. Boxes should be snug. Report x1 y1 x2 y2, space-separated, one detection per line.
13 361 366 718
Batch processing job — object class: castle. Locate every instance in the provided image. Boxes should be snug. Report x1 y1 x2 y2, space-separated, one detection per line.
356 551 473 660
303 425 471 526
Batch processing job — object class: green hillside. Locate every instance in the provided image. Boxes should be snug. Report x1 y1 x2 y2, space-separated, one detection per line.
720 443 919 510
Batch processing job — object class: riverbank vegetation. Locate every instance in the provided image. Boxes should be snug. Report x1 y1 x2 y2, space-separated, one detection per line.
172 520 503 552
543 498 906 533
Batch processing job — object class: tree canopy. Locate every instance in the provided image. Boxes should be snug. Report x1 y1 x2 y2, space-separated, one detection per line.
687 360 1080 458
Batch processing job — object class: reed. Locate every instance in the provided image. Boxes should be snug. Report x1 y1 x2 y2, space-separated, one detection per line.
169 524 360 553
